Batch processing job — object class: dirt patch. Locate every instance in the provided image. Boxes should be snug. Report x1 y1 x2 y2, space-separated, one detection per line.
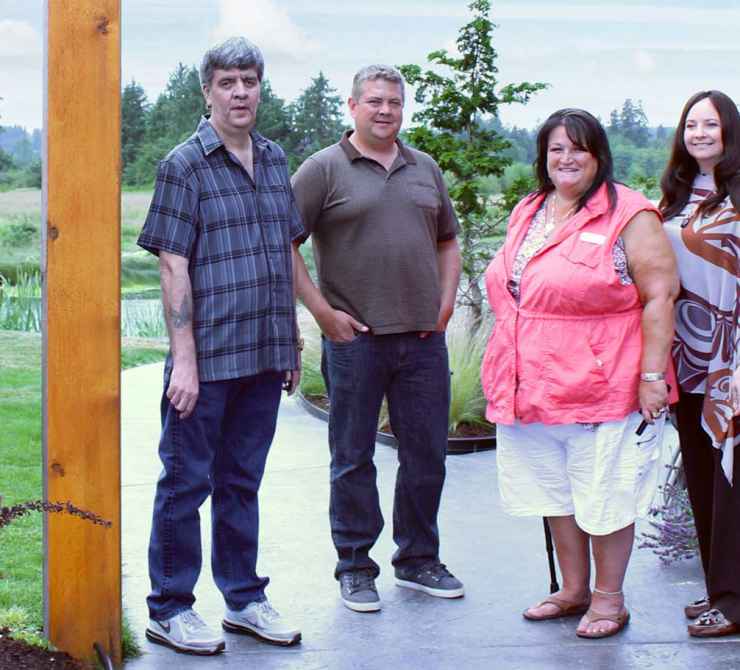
0 629 83 670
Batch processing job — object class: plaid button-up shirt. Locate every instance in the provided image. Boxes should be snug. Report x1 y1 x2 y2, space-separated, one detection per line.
138 117 304 382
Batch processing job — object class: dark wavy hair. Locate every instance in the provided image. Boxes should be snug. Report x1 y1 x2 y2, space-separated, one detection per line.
659 90 740 220
532 108 617 212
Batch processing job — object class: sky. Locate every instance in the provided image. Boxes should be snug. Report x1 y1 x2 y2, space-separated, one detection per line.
1 0 739 133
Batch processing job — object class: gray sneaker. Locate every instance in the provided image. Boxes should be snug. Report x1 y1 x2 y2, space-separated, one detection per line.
222 600 301 646
145 609 225 655
339 569 381 612
395 562 465 598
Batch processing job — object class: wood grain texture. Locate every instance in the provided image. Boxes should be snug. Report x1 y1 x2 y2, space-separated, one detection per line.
43 0 122 664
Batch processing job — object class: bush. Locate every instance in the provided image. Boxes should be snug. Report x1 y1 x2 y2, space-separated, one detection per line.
0 216 39 248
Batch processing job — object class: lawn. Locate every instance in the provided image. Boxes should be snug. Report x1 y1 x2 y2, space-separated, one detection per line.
0 330 165 651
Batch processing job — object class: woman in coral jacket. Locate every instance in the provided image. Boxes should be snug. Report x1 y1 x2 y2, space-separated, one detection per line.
660 90 740 638
481 108 678 639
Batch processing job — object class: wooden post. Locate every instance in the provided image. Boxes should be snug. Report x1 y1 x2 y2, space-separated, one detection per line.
42 1 122 664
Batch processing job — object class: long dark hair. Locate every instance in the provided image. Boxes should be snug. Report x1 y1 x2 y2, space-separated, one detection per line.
660 90 740 220
532 108 617 212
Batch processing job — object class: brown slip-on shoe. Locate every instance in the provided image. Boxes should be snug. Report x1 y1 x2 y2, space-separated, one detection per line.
688 609 739 638
523 594 591 621
576 607 630 639
684 597 711 619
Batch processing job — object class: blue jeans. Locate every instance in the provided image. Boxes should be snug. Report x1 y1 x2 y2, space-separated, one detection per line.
147 370 283 620
322 332 450 579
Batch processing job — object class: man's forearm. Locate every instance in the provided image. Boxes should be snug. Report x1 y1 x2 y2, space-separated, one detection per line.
160 254 197 365
292 244 333 320
437 239 462 319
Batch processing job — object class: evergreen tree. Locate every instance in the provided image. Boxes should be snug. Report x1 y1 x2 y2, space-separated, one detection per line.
289 72 346 169
399 0 546 321
256 79 291 146
128 64 204 185
121 80 149 184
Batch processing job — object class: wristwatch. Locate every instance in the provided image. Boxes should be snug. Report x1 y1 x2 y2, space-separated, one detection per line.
640 372 665 382
297 337 305 352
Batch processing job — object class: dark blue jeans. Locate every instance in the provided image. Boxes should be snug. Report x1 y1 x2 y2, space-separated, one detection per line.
147 370 283 620
322 332 450 579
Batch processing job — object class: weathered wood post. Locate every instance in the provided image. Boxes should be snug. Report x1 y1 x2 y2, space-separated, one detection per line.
42 0 122 664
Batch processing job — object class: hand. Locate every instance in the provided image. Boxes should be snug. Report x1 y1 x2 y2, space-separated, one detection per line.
731 368 740 417
419 305 453 339
166 359 199 419
318 308 368 343
284 367 301 396
639 379 669 424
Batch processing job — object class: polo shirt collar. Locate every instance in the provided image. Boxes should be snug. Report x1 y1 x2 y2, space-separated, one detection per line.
339 129 417 165
196 116 271 157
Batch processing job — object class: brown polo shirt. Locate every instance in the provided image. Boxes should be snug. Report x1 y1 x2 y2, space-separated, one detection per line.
291 131 458 335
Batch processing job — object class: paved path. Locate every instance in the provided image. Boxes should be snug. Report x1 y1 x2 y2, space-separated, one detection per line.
122 363 739 670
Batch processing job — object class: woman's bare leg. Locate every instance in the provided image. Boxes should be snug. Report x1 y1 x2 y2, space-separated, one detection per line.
577 523 634 635
525 515 591 617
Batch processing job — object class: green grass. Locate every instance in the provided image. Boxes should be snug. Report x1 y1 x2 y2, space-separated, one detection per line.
121 339 168 369
0 331 43 633
0 329 163 659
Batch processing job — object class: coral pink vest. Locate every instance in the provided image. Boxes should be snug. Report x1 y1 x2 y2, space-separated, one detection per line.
481 183 677 425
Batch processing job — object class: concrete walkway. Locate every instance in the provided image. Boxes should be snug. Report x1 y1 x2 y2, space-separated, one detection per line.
122 363 739 670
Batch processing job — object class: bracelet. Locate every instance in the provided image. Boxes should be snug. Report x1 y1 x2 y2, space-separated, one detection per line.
640 372 665 382
296 337 305 352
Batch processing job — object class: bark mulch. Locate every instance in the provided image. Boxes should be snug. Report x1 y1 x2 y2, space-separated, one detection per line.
0 629 83 670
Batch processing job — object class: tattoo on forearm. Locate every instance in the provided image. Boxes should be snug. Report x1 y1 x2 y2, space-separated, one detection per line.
168 294 192 329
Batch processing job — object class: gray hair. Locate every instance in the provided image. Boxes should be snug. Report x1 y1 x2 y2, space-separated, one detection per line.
200 37 265 87
351 65 405 102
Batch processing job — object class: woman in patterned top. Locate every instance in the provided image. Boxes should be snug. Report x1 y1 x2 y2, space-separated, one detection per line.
661 90 740 638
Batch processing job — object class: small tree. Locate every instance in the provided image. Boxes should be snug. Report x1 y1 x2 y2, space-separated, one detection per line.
399 0 546 321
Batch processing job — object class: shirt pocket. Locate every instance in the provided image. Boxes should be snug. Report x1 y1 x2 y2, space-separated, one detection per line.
260 181 291 221
559 237 602 268
408 182 441 213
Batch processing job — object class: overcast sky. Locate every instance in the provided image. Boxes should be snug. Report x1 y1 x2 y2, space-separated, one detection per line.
1 0 738 133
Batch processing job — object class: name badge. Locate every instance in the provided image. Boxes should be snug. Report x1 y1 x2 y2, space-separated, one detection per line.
579 232 606 245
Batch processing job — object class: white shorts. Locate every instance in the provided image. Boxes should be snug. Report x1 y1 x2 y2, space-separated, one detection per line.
496 413 665 535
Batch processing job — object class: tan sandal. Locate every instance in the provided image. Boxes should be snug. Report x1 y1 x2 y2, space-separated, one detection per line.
523 594 591 621
576 607 630 639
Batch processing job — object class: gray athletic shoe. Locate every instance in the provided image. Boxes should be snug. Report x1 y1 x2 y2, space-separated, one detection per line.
339 569 381 612
395 562 465 598
223 600 301 646
145 609 225 655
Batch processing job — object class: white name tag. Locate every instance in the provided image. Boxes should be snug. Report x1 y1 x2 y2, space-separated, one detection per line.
579 232 606 245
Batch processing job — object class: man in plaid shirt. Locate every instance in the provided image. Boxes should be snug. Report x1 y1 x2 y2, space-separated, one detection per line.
137 37 303 656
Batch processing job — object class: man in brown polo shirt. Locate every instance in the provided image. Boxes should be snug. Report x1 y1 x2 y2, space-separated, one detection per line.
291 64 463 613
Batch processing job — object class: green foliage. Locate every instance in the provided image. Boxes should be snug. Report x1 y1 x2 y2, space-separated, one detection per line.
287 72 346 170
256 80 292 147
120 343 168 369
398 0 546 320
121 299 167 338
0 270 42 332
0 216 38 248
124 64 204 187
447 320 492 432
121 80 150 182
